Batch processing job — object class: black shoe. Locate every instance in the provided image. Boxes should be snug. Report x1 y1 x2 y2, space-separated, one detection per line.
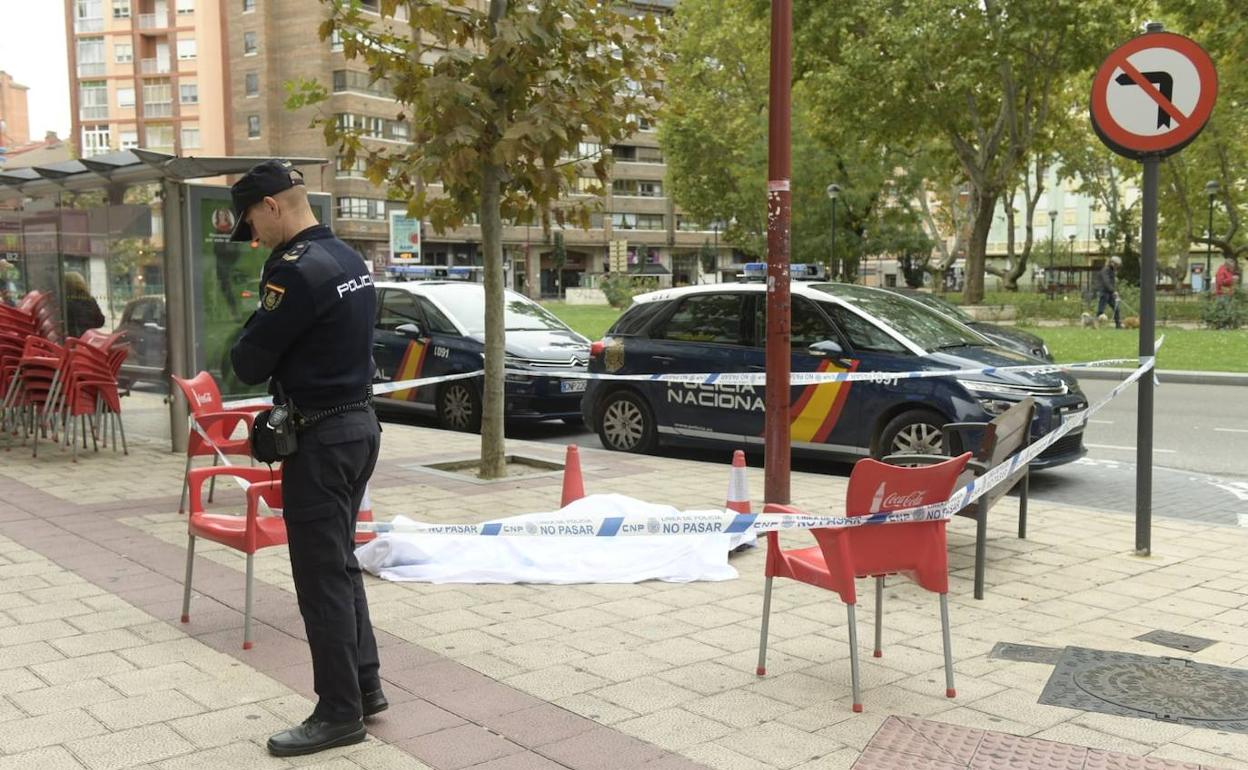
362 688 389 718
267 718 366 757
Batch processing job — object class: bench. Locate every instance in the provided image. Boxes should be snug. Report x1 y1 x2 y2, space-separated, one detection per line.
887 397 1034 600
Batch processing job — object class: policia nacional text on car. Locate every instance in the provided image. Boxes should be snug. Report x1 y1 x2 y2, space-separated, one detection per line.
226 160 386 757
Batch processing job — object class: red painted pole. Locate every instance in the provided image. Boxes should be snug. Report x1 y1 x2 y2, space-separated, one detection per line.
764 0 792 504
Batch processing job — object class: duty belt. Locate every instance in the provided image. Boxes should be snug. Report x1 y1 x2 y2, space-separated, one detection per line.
293 392 374 431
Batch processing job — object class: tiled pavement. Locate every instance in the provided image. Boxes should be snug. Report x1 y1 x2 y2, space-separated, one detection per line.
1 394 1247 769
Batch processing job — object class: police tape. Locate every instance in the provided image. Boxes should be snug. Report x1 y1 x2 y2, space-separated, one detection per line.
221 370 485 410
356 351 1157 538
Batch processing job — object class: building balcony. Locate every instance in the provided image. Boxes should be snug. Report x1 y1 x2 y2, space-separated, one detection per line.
138 12 169 29
77 62 107 77
143 102 173 118
79 106 109 120
140 58 172 74
73 17 104 33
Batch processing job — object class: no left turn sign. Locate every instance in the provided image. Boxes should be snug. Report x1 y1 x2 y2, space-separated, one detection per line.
1090 31 1217 160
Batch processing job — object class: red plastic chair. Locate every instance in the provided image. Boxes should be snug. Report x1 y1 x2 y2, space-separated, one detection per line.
52 340 129 460
181 466 287 650
171 372 267 513
756 452 972 712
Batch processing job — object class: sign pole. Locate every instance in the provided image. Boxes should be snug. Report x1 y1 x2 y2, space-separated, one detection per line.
1136 155 1158 556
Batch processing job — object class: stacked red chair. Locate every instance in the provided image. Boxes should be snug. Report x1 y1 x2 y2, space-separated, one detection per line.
171 372 268 514
755 453 972 713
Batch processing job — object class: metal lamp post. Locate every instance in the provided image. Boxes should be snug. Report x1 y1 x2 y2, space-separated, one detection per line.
826 184 840 280
1068 233 1077 294
1047 209 1058 298
1205 180 1219 292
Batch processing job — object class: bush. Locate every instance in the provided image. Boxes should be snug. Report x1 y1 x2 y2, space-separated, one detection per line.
599 274 658 309
1202 292 1247 330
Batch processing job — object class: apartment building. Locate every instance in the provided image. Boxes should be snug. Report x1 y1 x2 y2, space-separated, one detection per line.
0 71 31 148
65 0 230 158
224 0 729 295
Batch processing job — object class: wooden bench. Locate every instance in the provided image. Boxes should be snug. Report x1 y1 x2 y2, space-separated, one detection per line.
887 398 1034 600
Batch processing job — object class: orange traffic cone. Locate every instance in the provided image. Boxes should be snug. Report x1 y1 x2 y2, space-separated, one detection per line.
355 483 376 544
725 449 751 514
561 444 586 508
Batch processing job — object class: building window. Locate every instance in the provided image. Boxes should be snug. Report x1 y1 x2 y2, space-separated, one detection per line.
574 177 602 194
331 69 391 97
336 156 367 178
145 125 173 149
142 81 172 117
78 81 108 120
638 180 663 197
177 38 196 60
336 196 387 221
76 37 106 77
179 83 198 104
242 0 255 10
611 213 636 230
247 114 260 138
330 29 343 51
176 0 194 13
74 0 103 32
114 42 133 63
180 126 200 148
244 72 259 96
243 31 257 55
112 0 130 18
81 125 110 157
120 130 138 149
117 87 135 108
335 112 410 142
636 214 664 230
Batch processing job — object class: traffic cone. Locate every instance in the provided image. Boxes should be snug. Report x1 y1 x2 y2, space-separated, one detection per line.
725 449 751 514
561 444 585 508
355 483 376 544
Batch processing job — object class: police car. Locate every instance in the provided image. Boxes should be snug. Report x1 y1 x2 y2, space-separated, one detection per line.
372 280 590 429
582 281 1088 468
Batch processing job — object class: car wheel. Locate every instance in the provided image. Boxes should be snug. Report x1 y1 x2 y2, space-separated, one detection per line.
876 409 949 458
596 390 657 453
438 381 481 432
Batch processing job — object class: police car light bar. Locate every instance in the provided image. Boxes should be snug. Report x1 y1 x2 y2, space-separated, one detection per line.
738 263 825 282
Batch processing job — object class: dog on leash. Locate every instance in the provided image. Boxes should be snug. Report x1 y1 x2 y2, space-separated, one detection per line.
1123 316 1140 329
1080 311 1096 327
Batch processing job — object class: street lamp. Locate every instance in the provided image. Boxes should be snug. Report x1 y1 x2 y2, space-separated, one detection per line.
1205 180 1219 292
1047 209 1058 298
826 183 841 280
1068 233 1077 294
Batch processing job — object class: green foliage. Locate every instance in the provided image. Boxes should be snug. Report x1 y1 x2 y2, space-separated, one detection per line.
540 301 622 339
1202 292 1247 330
598 274 657 309
698 240 718 277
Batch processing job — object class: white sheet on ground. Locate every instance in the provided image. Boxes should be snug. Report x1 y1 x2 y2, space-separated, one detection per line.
355 493 755 584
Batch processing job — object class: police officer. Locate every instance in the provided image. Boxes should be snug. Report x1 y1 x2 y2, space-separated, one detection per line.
227 160 386 757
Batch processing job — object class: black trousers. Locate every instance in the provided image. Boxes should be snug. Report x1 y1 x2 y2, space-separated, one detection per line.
281 409 381 723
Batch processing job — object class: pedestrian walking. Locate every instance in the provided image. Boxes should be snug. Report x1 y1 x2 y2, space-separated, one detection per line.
1215 255 1239 296
1095 256 1122 329
227 160 386 757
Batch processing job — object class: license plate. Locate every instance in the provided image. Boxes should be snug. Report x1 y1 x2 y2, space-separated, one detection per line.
560 379 587 393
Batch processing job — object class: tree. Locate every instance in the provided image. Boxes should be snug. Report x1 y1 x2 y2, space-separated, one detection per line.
287 0 663 478
551 231 567 297
796 0 1140 303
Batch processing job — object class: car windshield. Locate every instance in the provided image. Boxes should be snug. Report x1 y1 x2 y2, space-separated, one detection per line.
426 285 570 334
901 292 974 323
811 283 986 351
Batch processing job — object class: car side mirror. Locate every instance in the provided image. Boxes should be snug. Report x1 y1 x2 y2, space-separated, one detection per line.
807 339 844 357
396 322 424 338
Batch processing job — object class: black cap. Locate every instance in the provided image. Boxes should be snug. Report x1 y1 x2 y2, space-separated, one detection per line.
229 159 306 242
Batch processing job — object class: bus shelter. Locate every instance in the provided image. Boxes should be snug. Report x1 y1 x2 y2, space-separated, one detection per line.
0 150 328 452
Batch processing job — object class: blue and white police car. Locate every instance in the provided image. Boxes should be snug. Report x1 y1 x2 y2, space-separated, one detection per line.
582 280 1088 467
372 280 589 430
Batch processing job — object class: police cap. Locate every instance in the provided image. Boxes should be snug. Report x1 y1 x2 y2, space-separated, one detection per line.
229 159 306 242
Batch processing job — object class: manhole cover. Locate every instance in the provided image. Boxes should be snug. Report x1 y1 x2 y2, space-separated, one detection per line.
1135 629 1217 653
989 642 1063 665
1039 647 1248 732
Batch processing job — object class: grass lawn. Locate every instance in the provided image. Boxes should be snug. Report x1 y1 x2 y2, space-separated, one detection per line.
1020 325 1248 372
541 302 623 340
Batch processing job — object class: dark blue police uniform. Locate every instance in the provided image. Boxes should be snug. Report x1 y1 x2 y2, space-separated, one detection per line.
230 222 383 728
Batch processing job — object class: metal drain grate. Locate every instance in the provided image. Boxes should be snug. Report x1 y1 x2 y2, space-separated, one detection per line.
1039 646 1248 732
1135 629 1217 653
988 642 1063 665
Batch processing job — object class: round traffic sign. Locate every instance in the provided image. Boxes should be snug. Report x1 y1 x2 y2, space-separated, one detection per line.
1090 31 1217 160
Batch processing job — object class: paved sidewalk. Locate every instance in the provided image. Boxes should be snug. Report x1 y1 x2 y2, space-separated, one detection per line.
1 395 1247 769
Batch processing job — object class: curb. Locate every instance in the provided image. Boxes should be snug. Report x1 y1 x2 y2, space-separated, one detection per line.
1074 368 1248 386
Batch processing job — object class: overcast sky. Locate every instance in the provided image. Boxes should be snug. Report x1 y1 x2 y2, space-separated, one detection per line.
0 0 70 141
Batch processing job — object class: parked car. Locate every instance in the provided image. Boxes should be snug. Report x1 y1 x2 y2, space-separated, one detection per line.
582 282 1087 468
115 294 167 387
372 281 589 429
887 288 1053 361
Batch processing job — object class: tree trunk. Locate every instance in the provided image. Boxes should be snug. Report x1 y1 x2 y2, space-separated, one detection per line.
479 162 507 479
963 188 998 304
